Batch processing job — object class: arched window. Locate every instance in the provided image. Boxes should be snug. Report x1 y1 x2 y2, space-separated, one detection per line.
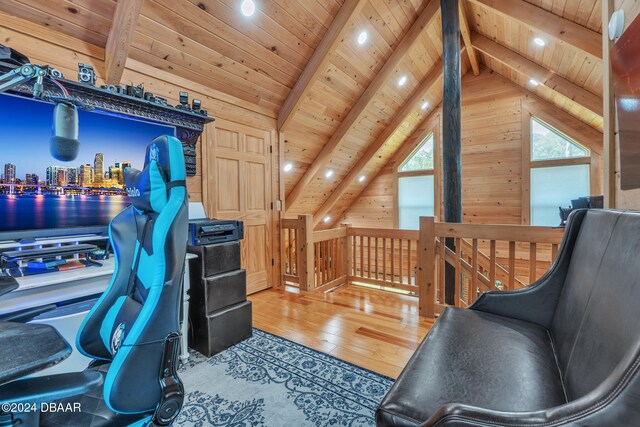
397 133 436 229
528 117 590 226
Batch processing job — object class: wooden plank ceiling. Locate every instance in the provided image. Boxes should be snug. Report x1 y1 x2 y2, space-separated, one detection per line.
0 0 604 228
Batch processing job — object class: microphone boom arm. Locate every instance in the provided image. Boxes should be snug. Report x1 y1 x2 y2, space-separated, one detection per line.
0 63 47 98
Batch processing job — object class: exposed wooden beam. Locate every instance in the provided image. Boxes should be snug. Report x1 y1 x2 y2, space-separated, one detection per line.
459 0 480 75
104 0 144 85
313 60 444 227
277 0 366 132
327 107 443 229
468 0 602 59
285 0 441 211
473 33 603 116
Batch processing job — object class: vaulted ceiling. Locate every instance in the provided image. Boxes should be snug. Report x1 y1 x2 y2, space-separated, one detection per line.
0 0 620 229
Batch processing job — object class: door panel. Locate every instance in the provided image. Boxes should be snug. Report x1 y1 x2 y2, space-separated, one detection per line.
204 120 273 294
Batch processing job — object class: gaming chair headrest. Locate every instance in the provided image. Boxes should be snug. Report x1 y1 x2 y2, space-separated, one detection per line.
124 135 185 213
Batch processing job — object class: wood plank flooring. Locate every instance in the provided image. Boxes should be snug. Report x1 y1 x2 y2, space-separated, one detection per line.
248 285 434 378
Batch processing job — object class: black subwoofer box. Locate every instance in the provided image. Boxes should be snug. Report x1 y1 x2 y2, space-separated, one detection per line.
190 269 247 315
187 240 252 357
189 301 253 357
188 241 241 277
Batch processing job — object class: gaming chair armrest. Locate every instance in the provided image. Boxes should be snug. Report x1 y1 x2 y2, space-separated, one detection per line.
0 277 18 298
0 304 57 323
0 371 103 405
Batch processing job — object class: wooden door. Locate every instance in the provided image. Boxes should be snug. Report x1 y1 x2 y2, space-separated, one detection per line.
202 120 274 294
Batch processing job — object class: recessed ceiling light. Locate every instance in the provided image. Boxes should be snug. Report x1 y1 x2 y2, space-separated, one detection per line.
533 37 546 47
325 170 334 178
398 75 408 87
529 79 540 86
421 101 429 110
283 163 293 172
357 31 368 45
323 215 331 223
358 175 366 182
240 0 255 17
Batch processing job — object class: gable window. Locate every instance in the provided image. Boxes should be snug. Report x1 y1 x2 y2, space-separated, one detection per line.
397 133 436 229
529 117 590 226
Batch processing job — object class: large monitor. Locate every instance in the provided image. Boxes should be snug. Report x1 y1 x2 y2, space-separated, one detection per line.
0 93 175 240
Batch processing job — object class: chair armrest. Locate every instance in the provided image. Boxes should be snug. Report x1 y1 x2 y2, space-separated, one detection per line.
0 304 57 323
0 371 103 405
468 209 587 328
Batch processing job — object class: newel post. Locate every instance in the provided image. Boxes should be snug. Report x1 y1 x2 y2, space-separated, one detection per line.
341 223 352 279
418 216 436 318
297 214 315 290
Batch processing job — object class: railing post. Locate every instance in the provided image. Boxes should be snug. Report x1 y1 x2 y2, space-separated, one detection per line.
341 223 352 280
297 214 315 290
418 216 436 318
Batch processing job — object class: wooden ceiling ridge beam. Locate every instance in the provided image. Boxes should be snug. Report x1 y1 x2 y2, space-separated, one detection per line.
104 0 144 85
472 33 603 116
285 0 441 211
467 0 602 60
277 0 367 132
459 0 480 76
312 59 445 228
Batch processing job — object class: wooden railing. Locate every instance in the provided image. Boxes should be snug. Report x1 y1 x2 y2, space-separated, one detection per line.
348 228 419 293
281 216 565 318
282 215 348 291
421 218 565 317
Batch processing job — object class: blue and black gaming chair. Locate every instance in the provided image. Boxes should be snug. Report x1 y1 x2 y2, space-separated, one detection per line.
0 135 188 426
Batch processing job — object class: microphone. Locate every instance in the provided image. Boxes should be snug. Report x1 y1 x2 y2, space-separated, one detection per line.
50 101 79 162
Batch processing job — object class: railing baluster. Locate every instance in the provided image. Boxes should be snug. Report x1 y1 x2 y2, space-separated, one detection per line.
455 238 461 307
360 235 364 278
407 239 412 285
391 238 395 283
352 235 356 276
383 238 387 282
375 237 379 280
367 236 372 279
551 243 559 261
529 242 537 284
508 241 516 290
471 239 478 303
399 239 404 284
489 240 496 289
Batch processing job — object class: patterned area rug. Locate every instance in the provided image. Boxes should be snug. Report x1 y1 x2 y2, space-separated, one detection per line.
176 329 394 426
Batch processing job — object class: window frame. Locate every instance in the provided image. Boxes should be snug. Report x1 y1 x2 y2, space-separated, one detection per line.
522 109 598 225
393 120 441 228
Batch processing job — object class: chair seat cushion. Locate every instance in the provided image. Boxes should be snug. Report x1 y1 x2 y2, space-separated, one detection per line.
39 363 152 427
377 308 567 426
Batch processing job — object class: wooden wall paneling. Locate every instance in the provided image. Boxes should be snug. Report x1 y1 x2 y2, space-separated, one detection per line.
104 0 143 85
473 33 603 116
343 69 604 228
459 0 480 75
278 0 367 131
0 0 114 46
313 59 444 228
285 0 442 211
468 0 602 59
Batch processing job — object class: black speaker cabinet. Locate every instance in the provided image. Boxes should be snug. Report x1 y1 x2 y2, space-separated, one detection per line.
189 301 253 357
188 241 241 278
190 269 246 315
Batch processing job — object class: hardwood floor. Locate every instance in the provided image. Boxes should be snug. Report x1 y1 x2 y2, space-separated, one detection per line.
248 285 434 378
